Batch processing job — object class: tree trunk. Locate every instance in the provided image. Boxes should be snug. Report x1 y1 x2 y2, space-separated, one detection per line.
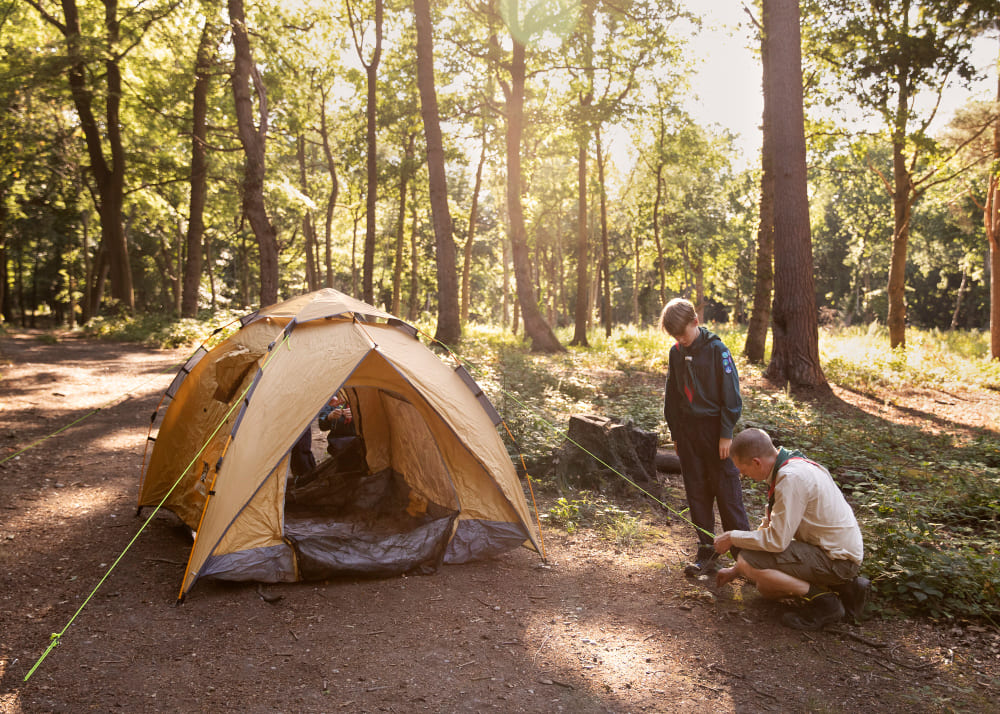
887 82 913 349
297 135 319 291
320 89 339 289
762 0 826 389
503 39 564 352
744 7 774 364
391 136 413 316
652 164 666 307
229 0 279 307
462 139 487 325
352 0 383 304
414 0 460 345
49 0 134 314
182 15 218 318
408 202 420 320
597 130 611 337
988 34 999 360
570 136 590 346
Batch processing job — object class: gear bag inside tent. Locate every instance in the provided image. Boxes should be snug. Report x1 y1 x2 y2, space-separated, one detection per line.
137 289 541 599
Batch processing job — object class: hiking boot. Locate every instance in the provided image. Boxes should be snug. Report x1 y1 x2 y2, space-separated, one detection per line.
684 547 719 577
780 592 845 631
833 576 870 622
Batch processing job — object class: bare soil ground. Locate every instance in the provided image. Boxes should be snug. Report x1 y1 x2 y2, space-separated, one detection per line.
1 330 999 713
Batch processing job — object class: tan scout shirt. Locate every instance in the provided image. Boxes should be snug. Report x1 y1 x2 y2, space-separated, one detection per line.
731 455 863 565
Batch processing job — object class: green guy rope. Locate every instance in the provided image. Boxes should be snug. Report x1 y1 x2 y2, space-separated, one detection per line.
23 331 291 682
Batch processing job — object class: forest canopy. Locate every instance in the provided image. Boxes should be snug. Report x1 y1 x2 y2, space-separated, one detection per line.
1 0 998 353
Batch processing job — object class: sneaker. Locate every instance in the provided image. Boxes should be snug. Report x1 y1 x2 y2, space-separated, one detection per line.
780 592 845 630
833 576 870 622
684 547 719 577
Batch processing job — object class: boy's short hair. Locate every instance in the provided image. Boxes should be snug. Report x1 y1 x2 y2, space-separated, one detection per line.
731 428 775 463
660 298 697 336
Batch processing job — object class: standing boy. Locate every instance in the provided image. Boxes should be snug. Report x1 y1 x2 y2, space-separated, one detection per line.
661 298 750 576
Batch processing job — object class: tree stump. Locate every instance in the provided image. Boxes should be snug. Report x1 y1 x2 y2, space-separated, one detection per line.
552 414 658 491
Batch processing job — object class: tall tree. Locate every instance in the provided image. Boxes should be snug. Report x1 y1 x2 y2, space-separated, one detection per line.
347 0 383 304
991 35 1000 360
24 0 137 314
228 0 279 307
413 0 460 345
762 0 826 388
816 0 997 348
744 9 773 364
494 2 565 352
182 11 221 317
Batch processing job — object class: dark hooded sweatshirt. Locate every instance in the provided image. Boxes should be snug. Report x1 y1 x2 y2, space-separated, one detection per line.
663 326 741 439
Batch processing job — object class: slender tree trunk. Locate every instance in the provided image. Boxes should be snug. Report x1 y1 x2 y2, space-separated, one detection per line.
413 0 460 345
988 34 1000 360
392 137 413 316
597 130 611 337
745 7 774 364
42 0 134 314
182 14 218 318
298 134 319 291
349 0 383 303
229 0 279 307
887 82 913 349
502 38 564 352
762 0 826 389
571 137 590 345
652 164 666 306
408 202 420 320
462 139 486 325
320 89 339 289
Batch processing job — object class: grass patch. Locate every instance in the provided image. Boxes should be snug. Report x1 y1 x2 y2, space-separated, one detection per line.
466 321 1000 624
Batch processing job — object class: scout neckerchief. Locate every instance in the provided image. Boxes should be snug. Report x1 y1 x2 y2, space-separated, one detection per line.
767 447 805 518
679 329 703 403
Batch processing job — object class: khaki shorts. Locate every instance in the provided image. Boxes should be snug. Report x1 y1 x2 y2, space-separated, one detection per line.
740 541 859 587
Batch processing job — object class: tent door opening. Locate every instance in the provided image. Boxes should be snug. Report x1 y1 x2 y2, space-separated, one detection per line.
282 386 460 579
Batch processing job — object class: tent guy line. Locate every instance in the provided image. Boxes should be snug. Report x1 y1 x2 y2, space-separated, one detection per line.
22 331 294 683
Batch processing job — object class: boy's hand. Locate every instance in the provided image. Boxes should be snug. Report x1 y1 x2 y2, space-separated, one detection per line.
719 437 732 460
713 531 733 554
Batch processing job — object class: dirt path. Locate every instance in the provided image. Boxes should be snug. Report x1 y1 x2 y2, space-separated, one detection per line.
1 331 997 713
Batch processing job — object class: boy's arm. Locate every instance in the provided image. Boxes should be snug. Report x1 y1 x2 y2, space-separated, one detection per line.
717 343 741 439
663 350 682 431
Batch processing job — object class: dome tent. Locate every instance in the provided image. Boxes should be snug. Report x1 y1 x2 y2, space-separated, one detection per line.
138 288 540 599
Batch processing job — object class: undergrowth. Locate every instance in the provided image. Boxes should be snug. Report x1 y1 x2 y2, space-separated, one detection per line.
466 321 1000 625
45 312 1000 623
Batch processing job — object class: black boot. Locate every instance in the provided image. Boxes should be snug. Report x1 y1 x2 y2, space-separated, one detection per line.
833 576 870 623
781 591 845 630
683 545 719 577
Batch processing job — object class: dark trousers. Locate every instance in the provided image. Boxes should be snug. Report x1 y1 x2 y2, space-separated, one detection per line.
674 416 750 550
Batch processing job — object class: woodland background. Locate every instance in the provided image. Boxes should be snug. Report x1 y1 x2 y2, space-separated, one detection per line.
1 0 1000 368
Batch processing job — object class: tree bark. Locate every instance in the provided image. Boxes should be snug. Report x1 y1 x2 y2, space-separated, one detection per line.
570 136 590 346
413 0 460 345
988 34 1000 360
762 0 826 389
597 130 611 337
502 38 564 352
887 69 913 349
744 6 774 364
44 0 135 314
461 138 487 325
391 136 413 316
228 0 279 307
297 134 319 291
348 0 383 304
182 14 218 318
319 88 339 289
